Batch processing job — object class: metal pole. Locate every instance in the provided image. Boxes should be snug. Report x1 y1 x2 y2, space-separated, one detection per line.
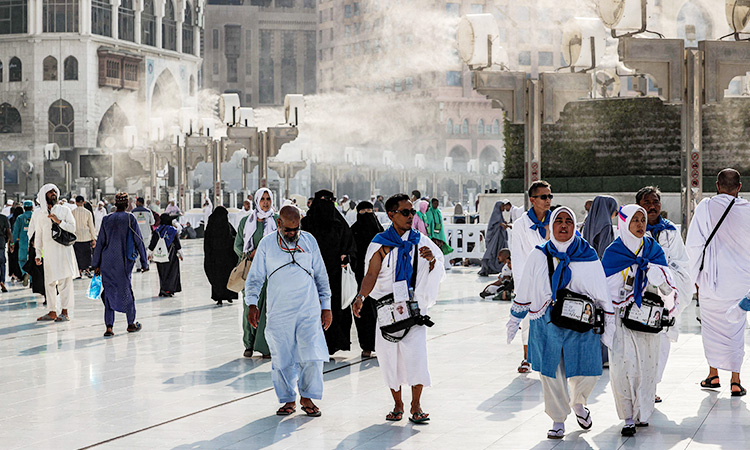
259 131 268 189
150 150 157 201
213 139 223 206
524 79 542 209
177 145 186 212
284 164 290 200
681 48 703 238
241 155 248 193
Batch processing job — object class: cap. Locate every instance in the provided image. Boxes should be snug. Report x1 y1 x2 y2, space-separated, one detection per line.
501 198 511 204
23 200 33 208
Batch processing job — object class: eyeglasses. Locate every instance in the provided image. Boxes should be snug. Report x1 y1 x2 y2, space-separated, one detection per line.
283 226 300 232
531 194 554 200
390 208 416 217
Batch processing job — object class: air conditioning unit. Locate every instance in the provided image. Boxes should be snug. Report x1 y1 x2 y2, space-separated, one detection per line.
219 93 241 126
284 94 304 127
44 143 60 161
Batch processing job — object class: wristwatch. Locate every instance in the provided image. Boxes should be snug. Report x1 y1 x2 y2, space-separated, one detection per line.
355 294 365 302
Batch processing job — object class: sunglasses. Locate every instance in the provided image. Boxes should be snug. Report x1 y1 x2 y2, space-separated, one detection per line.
531 194 554 200
390 208 416 217
283 226 300 232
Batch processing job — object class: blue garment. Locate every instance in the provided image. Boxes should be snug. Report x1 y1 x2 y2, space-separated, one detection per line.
601 236 667 307
12 210 32 273
244 231 331 402
529 308 603 378
537 236 599 302
646 216 677 237
527 208 551 239
739 296 750 312
92 212 148 315
372 225 421 288
155 224 177 248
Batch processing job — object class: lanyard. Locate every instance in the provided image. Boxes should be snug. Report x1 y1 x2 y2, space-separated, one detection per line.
620 241 644 282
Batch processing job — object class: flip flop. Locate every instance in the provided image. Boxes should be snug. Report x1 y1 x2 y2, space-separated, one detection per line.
37 313 56 321
700 375 721 389
408 412 430 424
575 407 592 430
127 322 142 333
385 411 403 421
517 360 531 374
731 382 747 397
276 406 295 416
547 428 564 439
621 424 636 436
103 330 114 337
301 405 321 417
655 395 662 403
54 315 69 322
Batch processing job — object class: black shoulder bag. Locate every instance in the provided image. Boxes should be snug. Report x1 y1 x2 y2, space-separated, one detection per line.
699 199 735 272
51 220 76 246
546 253 603 334
621 289 674 333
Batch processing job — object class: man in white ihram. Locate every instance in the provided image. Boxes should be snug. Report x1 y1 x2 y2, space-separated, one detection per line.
686 168 750 396
34 184 79 322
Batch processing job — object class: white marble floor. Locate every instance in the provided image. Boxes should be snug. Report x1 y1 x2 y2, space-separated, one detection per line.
1 240 749 449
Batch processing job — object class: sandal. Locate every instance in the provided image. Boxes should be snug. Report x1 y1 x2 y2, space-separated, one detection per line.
408 412 430 424
655 395 662 403
518 359 531 373
54 314 69 322
700 375 721 389
103 330 114 337
575 407 592 430
37 313 56 321
635 421 649 427
301 405 321 417
385 411 403 421
731 382 747 397
127 322 142 333
276 405 296 416
547 428 564 439
621 424 636 436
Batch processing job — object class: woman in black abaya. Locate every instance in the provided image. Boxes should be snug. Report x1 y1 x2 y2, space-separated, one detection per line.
203 206 239 305
148 214 183 297
350 201 383 357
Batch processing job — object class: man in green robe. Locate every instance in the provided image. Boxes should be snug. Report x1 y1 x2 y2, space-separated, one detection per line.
11 201 34 279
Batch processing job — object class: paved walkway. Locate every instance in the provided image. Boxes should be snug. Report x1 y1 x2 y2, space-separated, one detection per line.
0 240 748 449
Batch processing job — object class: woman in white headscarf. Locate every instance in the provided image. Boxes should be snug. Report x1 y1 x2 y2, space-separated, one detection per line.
507 206 613 440
601 204 676 436
233 188 278 358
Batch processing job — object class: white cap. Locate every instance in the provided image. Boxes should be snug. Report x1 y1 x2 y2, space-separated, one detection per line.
501 198 511 204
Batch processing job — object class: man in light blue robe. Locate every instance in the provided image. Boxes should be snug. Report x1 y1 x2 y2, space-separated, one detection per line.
245 205 332 417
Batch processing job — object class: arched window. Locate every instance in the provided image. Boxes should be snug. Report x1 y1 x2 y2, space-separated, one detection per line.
118 0 134 41
43 56 57 81
49 99 74 148
492 119 500 134
91 0 112 37
43 0 79 32
0 103 21 133
162 0 176 51
446 119 453 135
0 0 28 34
64 56 77 80
141 0 155 46
9 56 21 82
96 103 128 148
461 119 468 134
477 119 484 135
182 1 194 55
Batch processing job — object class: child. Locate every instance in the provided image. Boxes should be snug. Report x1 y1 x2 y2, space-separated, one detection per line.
480 249 513 300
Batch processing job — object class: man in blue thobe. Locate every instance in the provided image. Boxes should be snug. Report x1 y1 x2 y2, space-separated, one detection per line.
245 205 332 417
11 200 33 277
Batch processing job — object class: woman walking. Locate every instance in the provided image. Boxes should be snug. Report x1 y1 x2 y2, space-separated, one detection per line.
148 213 183 297
204 206 238 306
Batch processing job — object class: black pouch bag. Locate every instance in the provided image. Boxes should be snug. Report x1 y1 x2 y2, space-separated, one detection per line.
621 290 674 334
51 220 76 246
546 253 604 334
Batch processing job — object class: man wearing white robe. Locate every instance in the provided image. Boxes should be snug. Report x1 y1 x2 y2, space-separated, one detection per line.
636 186 692 397
353 194 445 424
510 180 552 372
245 205 332 416
34 184 79 322
686 168 750 395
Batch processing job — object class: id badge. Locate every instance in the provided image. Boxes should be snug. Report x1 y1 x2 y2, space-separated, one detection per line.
624 274 635 291
393 280 410 303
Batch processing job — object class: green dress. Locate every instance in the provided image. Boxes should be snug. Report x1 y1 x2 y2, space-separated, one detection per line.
234 214 278 355
425 205 454 255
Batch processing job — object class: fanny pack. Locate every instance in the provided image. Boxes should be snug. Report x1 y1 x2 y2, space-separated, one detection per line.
546 254 604 334
621 290 674 334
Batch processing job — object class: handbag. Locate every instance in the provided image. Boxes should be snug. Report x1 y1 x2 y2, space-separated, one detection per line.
340 264 358 309
51 220 76 246
546 254 604 334
621 290 674 334
151 235 170 263
227 255 252 293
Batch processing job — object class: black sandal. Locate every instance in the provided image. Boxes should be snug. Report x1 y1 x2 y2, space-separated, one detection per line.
575 407 592 430
700 375 721 389
276 405 295 416
127 322 142 333
301 405 321 417
731 382 747 397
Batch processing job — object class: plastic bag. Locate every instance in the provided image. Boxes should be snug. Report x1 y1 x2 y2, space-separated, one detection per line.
341 264 358 309
87 275 102 301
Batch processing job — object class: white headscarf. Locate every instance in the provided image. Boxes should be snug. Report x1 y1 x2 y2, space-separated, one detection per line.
243 188 278 253
549 206 577 253
617 204 647 255
37 183 60 209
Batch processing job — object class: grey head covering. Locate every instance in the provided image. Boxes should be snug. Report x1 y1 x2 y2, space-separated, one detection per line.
581 195 619 258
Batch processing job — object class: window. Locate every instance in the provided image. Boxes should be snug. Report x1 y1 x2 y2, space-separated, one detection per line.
49 99 74 148
64 56 77 80
212 63 218 75
43 0 79 32
345 25 350 37
212 29 219 49
182 2 194 55
318 29 322 42
281 32 295 99
8 56 20 82
0 103 21 133
245 93 252 104
225 25 241 56
492 119 499 134
118 0 134 41
303 0 314 8
91 0 111 37
141 0 155 46
0 0 28 34
353 2 359 15
97 49 140 89
446 119 453 135
518 51 531 66
405 77 413 90
276 0 293 6
446 71 461 86
226 57 237 82
43 56 57 81
162 0 176 51
246 30 252 49
477 119 484 135
354 22 360 34
538 51 553 67
329 28 333 40
304 31 315 94
445 3 459 16
461 119 468 134
259 30 274 104
470 3 482 13
344 4 351 17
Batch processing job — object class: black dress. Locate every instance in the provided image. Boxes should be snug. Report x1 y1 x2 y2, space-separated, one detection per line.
350 212 383 353
203 207 239 303
301 194 357 355
149 228 182 295
23 236 45 296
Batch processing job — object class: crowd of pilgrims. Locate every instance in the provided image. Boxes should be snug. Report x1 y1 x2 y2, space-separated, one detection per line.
6 168 750 440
